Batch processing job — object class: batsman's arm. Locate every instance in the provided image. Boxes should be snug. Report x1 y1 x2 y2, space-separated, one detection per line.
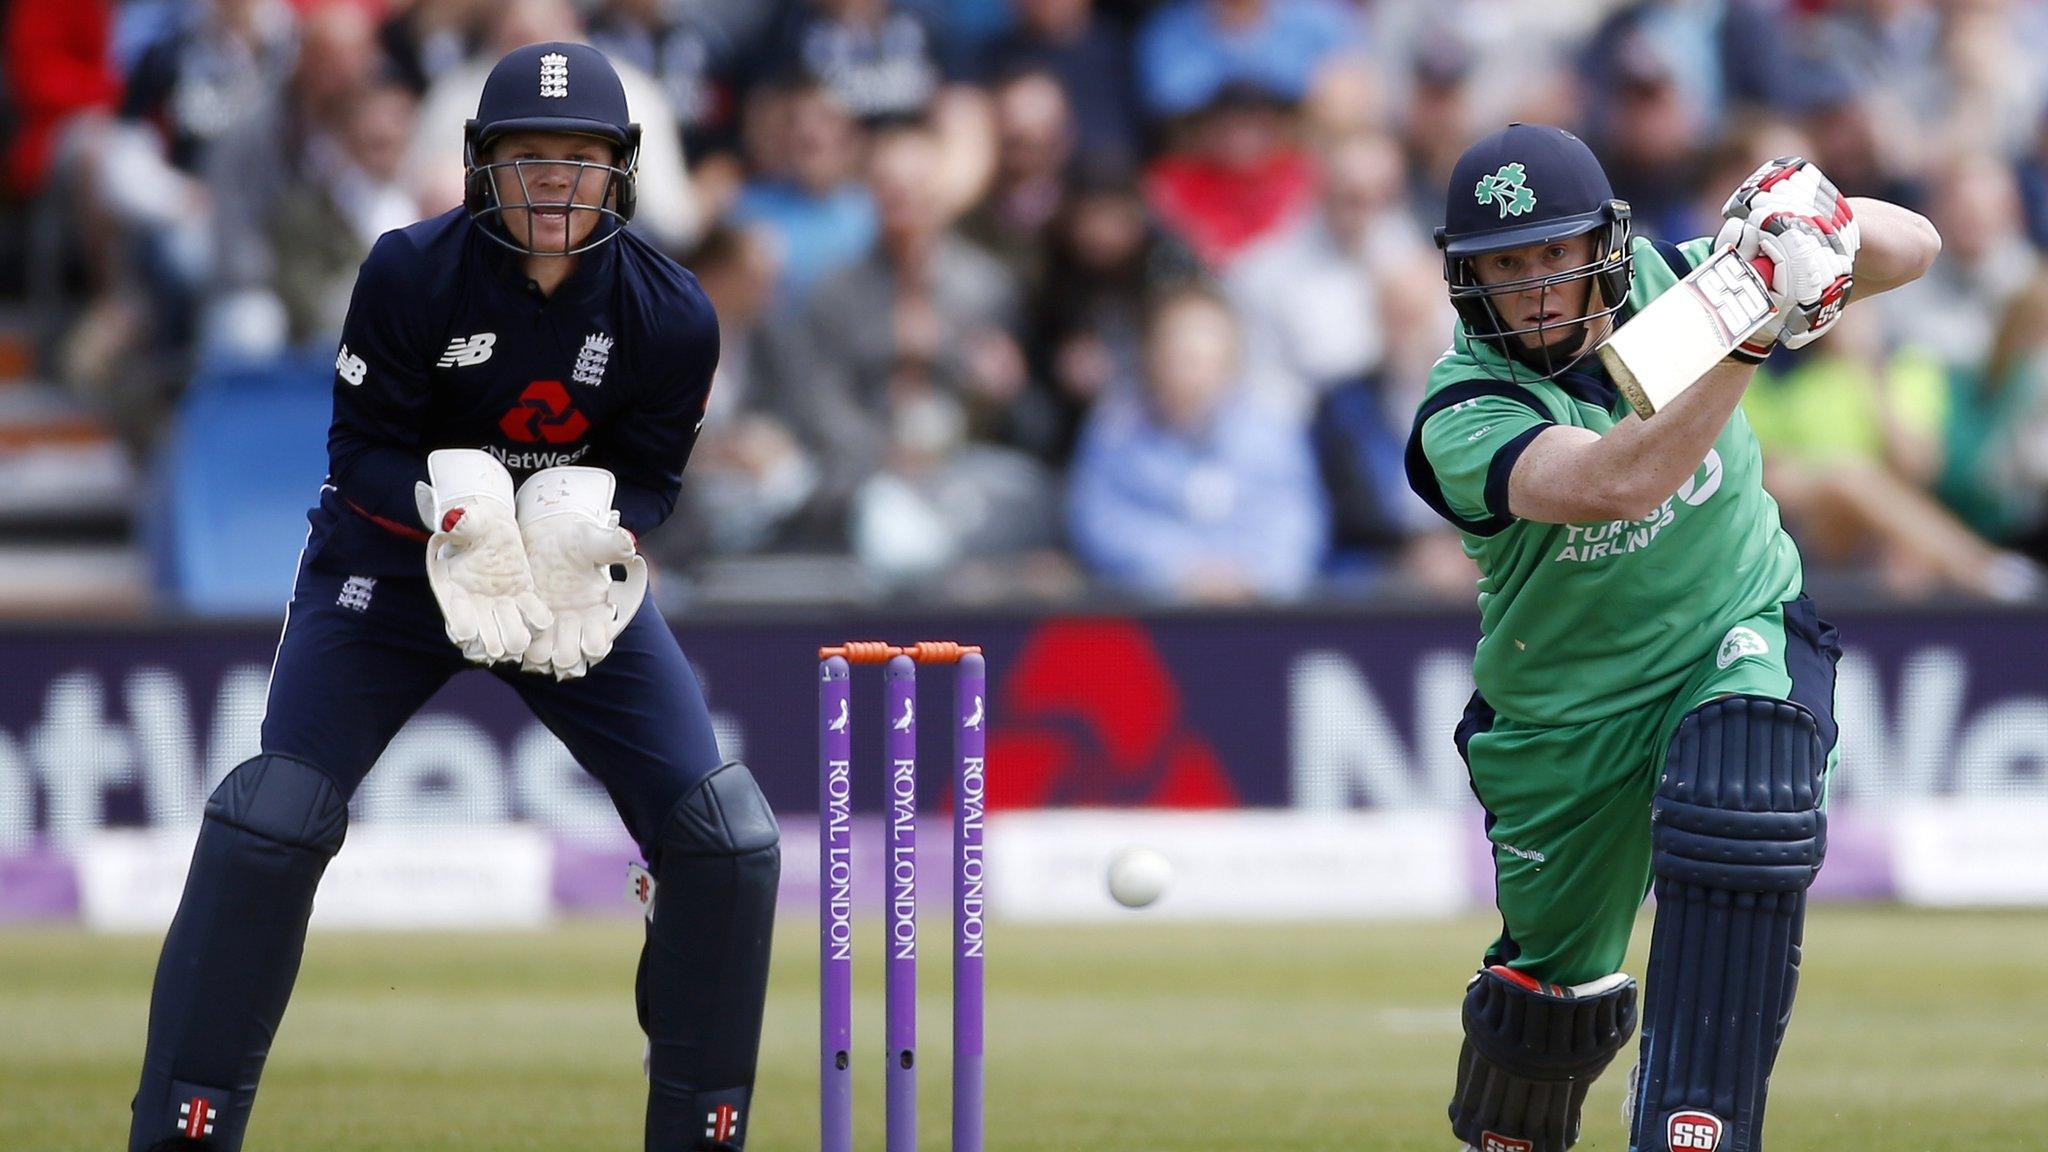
1508 359 1760 524
1513 199 1939 525
1843 197 1941 298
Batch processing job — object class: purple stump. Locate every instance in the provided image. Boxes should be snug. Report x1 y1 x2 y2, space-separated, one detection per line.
953 652 987 1152
819 655 854 1152
884 654 919 1152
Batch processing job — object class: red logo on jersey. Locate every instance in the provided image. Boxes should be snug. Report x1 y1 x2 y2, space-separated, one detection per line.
500 380 588 444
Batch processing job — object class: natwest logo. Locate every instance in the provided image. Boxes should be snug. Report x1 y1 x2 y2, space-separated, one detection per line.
500 380 588 444
1667 1110 1725 1150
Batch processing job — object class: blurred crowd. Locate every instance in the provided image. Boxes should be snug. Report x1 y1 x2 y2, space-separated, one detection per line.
6 0 2048 607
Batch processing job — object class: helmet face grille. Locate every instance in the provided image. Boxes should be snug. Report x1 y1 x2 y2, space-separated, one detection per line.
462 146 640 257
1442 215 1635 383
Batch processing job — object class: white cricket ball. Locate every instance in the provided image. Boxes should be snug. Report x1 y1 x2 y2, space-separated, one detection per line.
1106 845 1173 909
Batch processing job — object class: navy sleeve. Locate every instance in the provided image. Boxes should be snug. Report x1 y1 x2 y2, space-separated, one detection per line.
326 234 434 539
609 282 718 536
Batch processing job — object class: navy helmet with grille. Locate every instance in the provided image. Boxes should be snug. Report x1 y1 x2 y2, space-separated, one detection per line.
463 42 641 255
1436 123 1633 378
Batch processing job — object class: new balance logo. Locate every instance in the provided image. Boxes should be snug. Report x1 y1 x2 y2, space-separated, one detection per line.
335 344 367 386
437 333 497 368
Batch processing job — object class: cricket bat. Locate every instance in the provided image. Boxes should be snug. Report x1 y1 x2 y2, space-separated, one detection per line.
1599 247 1778 419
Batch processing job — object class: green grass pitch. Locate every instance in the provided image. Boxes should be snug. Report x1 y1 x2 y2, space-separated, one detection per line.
5 906 2043 1150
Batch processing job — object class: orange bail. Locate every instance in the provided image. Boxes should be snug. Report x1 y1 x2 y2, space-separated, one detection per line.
817 641 903 664
903 641 983 664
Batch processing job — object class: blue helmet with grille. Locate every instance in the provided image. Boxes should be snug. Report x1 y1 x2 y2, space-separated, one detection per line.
463 42 641 256
1436 123 1633 378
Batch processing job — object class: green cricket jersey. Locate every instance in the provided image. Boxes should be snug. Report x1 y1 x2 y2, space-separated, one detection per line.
1405 235 1805 727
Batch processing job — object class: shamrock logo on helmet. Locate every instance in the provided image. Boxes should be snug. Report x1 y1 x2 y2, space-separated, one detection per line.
1476 163 1537 219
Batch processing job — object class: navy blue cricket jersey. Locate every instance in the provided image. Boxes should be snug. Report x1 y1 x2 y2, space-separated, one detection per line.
309 208 717 577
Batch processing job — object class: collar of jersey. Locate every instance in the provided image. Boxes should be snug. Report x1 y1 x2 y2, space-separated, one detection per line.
474 219 619 301
1450 321 1621 412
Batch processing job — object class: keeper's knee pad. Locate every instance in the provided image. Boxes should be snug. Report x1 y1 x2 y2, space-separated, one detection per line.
1449 966 1638 1152
130 754 348 1152
640 760 780 1151
1634 695 1825 1152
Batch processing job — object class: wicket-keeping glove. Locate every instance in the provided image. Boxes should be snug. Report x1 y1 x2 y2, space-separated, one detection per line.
414 449 554 664
515 466 648 681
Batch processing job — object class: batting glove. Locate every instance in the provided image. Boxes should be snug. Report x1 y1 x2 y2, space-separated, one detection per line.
1722 155 1860 260
414 449 554 664
516 466 648 680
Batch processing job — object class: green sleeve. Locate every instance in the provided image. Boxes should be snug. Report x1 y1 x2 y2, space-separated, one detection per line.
1420 393 1555 523
1677 235 1717 268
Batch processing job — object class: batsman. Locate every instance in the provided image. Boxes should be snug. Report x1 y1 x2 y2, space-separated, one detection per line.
1405 123 1939 1152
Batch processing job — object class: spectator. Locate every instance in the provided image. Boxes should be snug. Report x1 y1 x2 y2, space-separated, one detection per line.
1882 151 2038 371
1312 248 1470 595
402 0 701 251
1939 270 2048 568
1028 162 1204 461
656 224 823 559
1143 81 1319 268
730 75 877 306
774 124 1038 536
378 0 487 98
258 82 418 352
1228 129 1424 420
3 0 120 198
759 0 946 125
1744 307 2039 601
205 1 398 359
1067 283 1328 601
119 0 297 176
1396 34 1473 236
1133 0 1363 123
958 68 1074 299
1584 33 1703 242
752 1 998 228
979 0 1139 169
588 0 746 212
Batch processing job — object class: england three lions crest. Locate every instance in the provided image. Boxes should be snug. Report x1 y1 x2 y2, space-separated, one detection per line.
573 332 613 387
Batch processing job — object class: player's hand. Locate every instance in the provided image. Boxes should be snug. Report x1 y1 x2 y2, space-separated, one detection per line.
1722 155 1859 261
515 467 648 680
1714 212 1854 352
414 450 554 664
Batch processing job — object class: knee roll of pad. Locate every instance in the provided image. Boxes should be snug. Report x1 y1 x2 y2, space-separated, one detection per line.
1635 696 1826 1152
204 753 350 853
1449 966 1638 1152
1653 697 1825 893
658 759 781 860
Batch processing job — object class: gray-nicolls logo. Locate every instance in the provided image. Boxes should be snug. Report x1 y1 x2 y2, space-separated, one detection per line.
572 332 613 386
539 52 569 98
337 576 376 612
